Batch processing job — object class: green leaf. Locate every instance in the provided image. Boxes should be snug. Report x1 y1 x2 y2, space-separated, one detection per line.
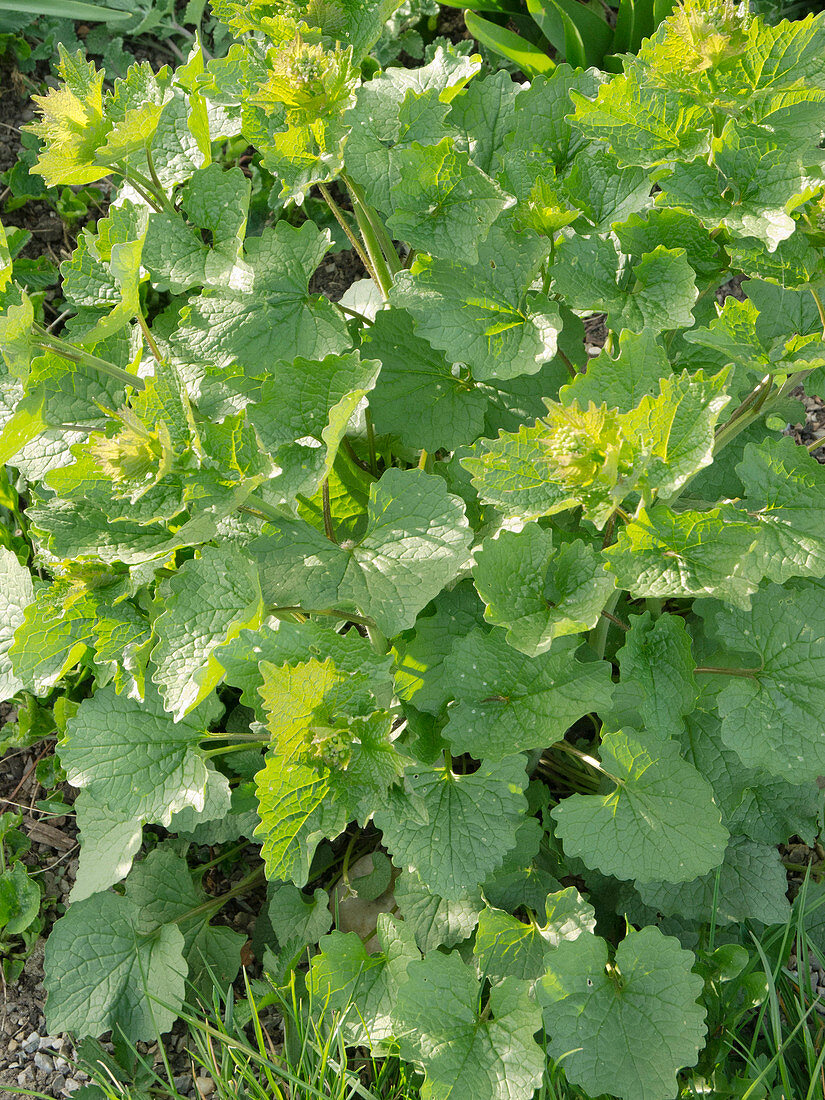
142 163 250 293
253 649 403 880
9 582 99 695
635 837 791 927
604 506 761 610
473 525 616 656
363 310 489 452
612 612 698 740
342 46 481 215
680 709 821 846
0 547 33 703
442 627 614 760
386 138 513 262
375 755 528 899
152 545 264 720
552 728 728 883
474 888 595 983
308 915 420 1048
59 683 211 831
392 581 487 716
448 70 518 176
0 862 40 937
124 846 244 994
219 619 393 720
25 47 112 187
394 871 482 952
697 580 825 782
551 237 698 335
395 954 544 1100
560 329 669 413
268 881 331 947
250 468 471 638
570 69 711 167
736 435 825 584
538 926 706 1100
44 891 187 1040
69 792 144 902
247 350 380 502
391 221 560 382
172 221 350 373
462 421 575 521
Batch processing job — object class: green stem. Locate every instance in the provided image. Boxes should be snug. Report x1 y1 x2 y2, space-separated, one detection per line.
322 478 336 543
341 436 376 476
269 605 375 627
201 741 266 759
811 288 825 340
32 326 145 391
365 408 379 475
694 666 760 678
342 175 395 298
318 182 377 283
343 174 401 276
590 588 621 659
171 865 265 925
366 622 389 654
136 312 164 364
241 493 286 523
336 302 374 326
145 146 175 214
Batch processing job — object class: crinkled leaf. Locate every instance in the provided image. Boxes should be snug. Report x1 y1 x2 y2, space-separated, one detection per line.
442 628 614 761
375 755 528 899
473 525 615 656
251 469 471 638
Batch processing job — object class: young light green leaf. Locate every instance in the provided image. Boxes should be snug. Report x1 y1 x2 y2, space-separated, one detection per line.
474 888 596 983
308 915 420 1049
551 728 728 883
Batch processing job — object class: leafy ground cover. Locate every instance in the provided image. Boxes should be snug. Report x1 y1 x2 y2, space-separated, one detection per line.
3 1 825 1098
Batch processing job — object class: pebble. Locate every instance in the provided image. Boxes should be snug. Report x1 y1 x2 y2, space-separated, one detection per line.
23 1031 40 1054
34 1051 55 1073
196 1076 216 1097
64 1080 84 1094
174 1074 192 1091
7 1038 19 1053
53 1076 66 1092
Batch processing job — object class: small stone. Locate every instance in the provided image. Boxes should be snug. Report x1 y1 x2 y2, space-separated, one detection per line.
17 1071 30 1087
173 1075 192 1092
39 1035 61 1050
23 1032 40 1053
7 1039 19 1053
53 1076 66 1092
196 1076 216 1097
34 1051 55 1073
54 1057 69 1072
64 1079 84 1094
